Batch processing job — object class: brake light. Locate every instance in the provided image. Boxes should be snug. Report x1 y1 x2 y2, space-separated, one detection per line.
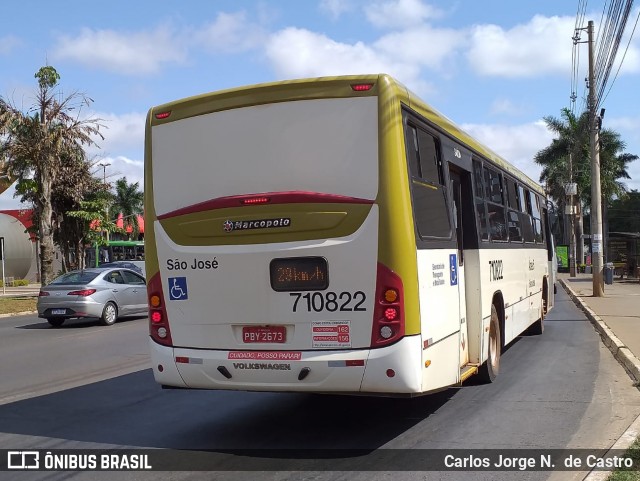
241 196 270 205
67 289 96 296
38 291 50 297
351 83 374 91
371 263 405 347
155 111 171 120
148 272 173 346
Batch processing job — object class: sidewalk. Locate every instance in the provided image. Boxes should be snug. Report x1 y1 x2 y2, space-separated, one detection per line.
0 283 41 298
559 272 640 385
560 273 640 481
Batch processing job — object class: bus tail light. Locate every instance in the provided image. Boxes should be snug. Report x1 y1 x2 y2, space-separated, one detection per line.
351 83 374 91
371 263 405 348
148 272 173 346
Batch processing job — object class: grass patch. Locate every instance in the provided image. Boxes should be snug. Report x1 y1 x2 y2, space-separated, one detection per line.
608 437 640 480
0 297 37 315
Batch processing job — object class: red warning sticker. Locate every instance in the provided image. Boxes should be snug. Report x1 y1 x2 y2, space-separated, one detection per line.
312 321 351 348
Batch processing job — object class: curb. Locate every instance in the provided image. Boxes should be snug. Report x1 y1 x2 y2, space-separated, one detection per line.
0 310 37 318
560 279 640 481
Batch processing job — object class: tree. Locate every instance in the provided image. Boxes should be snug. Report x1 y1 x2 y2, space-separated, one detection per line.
110 177 143 240
535 108 637 257
608 190 640 233
535 108 590 250
53 164 106 272
0 66 103 285
67 196 123 268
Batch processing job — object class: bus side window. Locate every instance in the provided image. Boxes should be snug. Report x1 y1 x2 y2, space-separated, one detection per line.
473 160 490 241
505 178 522 242
519 185 535 243
405 124 452 239
529 191 544 243
483 166 507 242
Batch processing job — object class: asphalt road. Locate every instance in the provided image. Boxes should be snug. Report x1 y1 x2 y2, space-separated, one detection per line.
0 288 639 481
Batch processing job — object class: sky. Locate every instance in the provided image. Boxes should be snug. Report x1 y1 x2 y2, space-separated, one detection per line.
1 0 639 210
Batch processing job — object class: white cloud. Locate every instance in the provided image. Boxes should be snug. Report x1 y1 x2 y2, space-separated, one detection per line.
319 0 354 20
468 15 575 78
462 121 555 184
195 11 267 53
52 26 187 75
264 27 434 95
0 35 21 55
374 25 464 70
266 28 388 77
366 0 444 29
489 98 527 117
88 112 146 159
607 115 640 133
95 155 144 190
616 7 640 74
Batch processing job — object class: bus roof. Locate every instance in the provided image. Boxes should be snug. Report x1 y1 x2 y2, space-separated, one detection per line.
148 73 544 196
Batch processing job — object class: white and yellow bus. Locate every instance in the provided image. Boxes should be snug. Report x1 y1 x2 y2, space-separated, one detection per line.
144 74 555 396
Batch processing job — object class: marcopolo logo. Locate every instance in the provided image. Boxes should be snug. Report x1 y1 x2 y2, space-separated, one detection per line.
223 218 291 233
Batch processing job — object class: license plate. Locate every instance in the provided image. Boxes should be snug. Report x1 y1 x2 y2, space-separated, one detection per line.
51 309 66 315
242 326 286 343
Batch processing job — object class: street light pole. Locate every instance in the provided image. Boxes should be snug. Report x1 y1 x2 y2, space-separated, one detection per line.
98 162 111 243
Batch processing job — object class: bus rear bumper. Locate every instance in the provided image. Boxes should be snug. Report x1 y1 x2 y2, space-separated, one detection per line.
149 336 423 394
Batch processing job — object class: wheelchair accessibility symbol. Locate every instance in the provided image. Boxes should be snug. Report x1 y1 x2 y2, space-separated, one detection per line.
168 277 188 300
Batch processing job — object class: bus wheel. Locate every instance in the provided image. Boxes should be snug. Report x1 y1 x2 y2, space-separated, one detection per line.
529 294 546 335
479 304 501 383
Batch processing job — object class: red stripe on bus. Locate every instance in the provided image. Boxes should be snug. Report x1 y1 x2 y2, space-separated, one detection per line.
157 191 375 220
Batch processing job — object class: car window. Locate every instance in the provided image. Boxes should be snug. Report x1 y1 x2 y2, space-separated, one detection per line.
121 270 146 285
51 271 100 285
105 271 126 284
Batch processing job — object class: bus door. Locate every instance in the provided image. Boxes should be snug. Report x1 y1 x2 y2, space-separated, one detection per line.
449 167 471 367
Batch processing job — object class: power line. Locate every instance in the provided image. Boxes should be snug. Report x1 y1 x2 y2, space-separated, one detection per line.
571 0 590 114
572 0 636 114
600 6 640 105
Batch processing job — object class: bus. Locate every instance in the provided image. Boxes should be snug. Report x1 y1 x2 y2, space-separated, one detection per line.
144 74 555 396
86 240 145 270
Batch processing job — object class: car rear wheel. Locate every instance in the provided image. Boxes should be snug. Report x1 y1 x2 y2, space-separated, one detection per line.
47 318 65 328
100 302 118 326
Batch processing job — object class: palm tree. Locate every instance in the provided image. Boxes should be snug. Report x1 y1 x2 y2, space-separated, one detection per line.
111 177 144 240
535 107 638 265
0 66 103 285
535 108 590 247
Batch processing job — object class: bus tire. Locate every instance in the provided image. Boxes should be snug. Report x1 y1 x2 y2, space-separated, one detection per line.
47 318 65 328
479 304 501 383
100 302 118 326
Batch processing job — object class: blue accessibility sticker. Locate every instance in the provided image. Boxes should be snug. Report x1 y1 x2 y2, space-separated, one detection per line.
168 277 188 300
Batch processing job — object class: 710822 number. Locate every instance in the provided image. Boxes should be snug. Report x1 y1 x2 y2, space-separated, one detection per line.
290 291 366 313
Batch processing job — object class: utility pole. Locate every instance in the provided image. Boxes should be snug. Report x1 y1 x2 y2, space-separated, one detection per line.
588 20 605 296
98 162 111 243
567 153 577 277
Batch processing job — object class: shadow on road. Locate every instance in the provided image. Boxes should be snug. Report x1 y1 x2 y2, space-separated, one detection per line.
16 316 147 330
0 369 456 452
